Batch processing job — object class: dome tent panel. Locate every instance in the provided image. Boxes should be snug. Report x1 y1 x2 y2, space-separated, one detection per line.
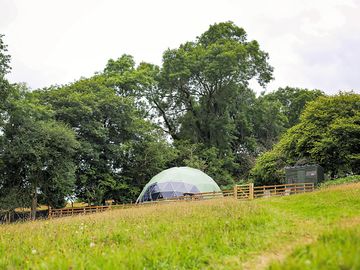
189 185 200 193
136 167 221 203
171 182 186 191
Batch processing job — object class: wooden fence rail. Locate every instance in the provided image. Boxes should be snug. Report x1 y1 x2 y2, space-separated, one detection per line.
49 205 110 218
253 183 314 198
48 182 315 219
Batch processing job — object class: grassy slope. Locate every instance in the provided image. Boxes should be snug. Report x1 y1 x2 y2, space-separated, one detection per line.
319 174 360 188
268 181 360 270
0 183 359 270
269 225 360 270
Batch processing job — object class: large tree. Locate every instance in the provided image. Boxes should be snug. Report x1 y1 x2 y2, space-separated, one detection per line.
0 36 78 218
34 76 175 204
0 87 78 219
106 22 277 183
150 22 273 146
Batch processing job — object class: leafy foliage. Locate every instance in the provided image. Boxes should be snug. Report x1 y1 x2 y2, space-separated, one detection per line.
262 87 324 128
169 140 239 187
0 34 11 76
33 77 175 204
128 22 281 183
151 22 273 147
251 92 360 184
0 34 11 128
0 86 78 212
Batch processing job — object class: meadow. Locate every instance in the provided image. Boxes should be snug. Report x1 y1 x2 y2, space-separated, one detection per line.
0 182 359 270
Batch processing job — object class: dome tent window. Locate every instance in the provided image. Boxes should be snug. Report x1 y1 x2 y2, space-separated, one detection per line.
136 167 221 203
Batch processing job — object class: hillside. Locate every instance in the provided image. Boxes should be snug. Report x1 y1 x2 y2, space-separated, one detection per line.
0 183 359 269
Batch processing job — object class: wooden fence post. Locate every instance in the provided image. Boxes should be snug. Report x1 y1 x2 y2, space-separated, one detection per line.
249 183 254 200
6 211 11 224
234 185 238 199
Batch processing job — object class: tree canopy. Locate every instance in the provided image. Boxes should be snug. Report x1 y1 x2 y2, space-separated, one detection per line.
0 85 78 218
261 87 324 128
147 22 273 146
32 77 175 205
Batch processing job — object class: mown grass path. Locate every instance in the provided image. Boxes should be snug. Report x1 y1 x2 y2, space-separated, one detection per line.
0 183 359 269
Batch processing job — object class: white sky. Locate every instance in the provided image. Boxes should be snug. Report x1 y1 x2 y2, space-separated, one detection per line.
1 0 360 94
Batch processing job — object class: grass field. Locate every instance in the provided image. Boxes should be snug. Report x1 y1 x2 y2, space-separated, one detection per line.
0 183 359 269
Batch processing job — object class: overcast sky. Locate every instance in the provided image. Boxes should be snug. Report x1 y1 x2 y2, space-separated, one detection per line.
1 0 359 94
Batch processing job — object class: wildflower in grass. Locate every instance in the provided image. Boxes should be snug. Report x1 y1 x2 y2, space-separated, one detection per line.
31 249 37 254
90 242 96 248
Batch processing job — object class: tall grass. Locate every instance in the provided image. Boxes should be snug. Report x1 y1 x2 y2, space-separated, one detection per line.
0 183 359 269
319 175 360 188
269 226 360 270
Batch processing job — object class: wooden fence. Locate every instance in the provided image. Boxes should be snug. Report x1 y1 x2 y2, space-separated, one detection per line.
253 182 314 198
48 182 315 219
157 190 227 202
49 205 110 218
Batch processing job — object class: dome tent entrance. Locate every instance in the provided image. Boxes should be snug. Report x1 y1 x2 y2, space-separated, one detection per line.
136 167 221 203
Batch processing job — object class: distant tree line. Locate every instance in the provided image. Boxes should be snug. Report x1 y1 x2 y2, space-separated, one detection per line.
0 23 358 218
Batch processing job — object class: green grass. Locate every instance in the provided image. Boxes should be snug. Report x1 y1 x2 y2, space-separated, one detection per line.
269 226 360 270
319 175 360 188
0 183 359 269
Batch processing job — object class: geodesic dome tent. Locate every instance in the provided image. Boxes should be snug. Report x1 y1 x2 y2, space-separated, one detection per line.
136 167 221 203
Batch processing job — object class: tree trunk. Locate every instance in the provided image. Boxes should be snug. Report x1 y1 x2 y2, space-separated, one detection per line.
5 211 11 224
30 184 37 221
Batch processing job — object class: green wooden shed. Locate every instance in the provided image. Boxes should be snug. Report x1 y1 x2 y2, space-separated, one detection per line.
285 164 324 184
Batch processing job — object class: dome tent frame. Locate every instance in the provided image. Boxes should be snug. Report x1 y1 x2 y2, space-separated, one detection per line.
136 167 221 203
